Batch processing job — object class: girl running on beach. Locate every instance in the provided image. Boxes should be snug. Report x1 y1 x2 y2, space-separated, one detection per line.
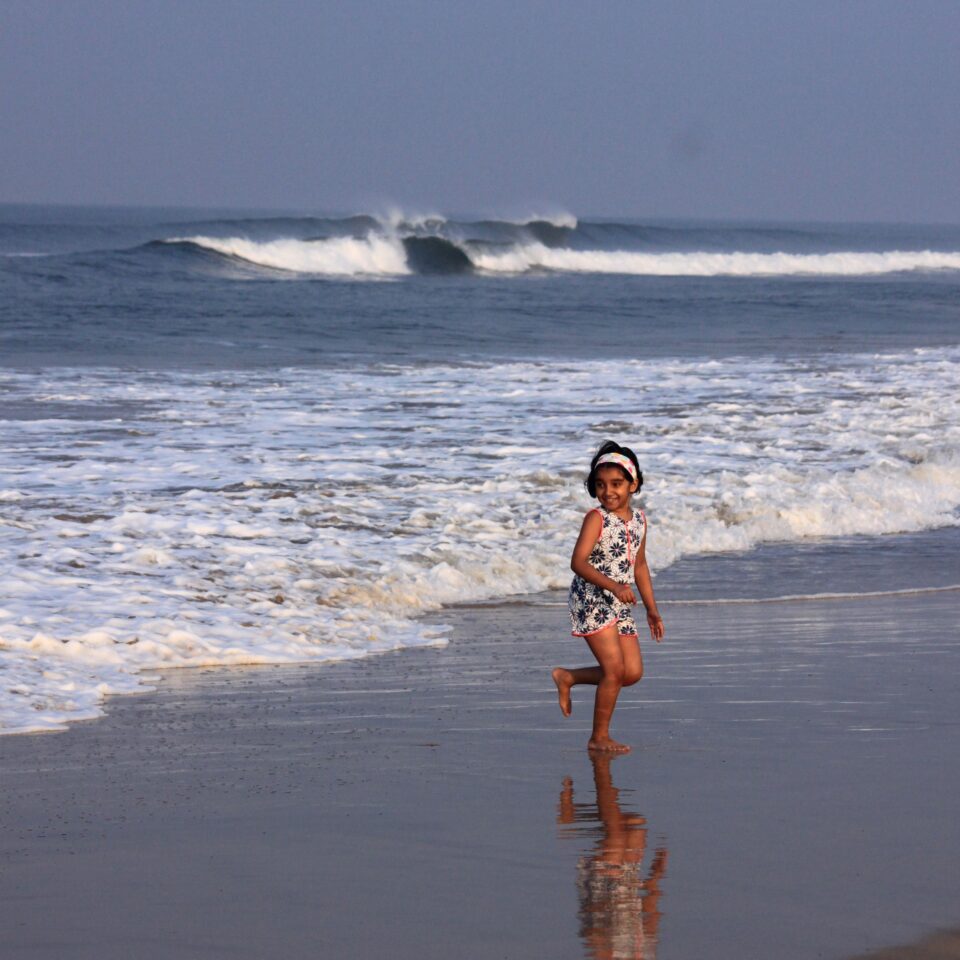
552 441 664 753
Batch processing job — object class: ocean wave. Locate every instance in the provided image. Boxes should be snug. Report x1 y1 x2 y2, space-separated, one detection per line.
161 233 960 279
401 236 474 274
470 244 960 276
14 208 960 279
168 233 474 276
166 234 411 276
9 202 960 270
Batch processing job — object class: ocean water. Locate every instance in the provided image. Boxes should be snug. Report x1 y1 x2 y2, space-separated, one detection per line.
1 204 959 734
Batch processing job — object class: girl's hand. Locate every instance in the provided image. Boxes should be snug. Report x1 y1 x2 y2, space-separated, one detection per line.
647 611 664 642
611 583 637 604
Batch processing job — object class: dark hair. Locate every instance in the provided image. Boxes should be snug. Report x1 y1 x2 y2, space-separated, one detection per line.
585 440 643 497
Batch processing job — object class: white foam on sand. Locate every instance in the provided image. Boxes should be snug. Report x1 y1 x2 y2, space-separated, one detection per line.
1 347 959 733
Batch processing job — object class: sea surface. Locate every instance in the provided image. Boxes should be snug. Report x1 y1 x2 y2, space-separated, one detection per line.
1 204 958 734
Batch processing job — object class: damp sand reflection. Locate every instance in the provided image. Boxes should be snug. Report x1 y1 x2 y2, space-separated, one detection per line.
558 755 668 960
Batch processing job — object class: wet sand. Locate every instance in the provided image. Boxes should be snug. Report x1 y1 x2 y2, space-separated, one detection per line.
1 536 959 960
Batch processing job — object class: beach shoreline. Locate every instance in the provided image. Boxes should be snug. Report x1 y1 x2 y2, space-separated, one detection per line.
2 531 959 960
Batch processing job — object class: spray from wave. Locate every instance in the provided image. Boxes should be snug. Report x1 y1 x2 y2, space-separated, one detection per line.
494 210 578 230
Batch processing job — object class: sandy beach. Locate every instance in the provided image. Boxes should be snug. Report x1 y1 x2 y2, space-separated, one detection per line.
1 531 958 960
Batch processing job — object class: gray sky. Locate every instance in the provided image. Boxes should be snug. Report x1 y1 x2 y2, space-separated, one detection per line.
2 0 958 221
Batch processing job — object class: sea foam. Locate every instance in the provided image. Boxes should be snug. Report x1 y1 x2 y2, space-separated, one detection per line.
470 244 960 276
172 234 411 276
1 347 958 733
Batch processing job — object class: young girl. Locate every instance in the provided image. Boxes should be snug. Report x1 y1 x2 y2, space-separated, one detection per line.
552 441 664 753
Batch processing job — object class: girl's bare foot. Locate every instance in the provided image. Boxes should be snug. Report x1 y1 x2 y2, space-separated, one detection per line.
552 667 573 717
587 737 631 754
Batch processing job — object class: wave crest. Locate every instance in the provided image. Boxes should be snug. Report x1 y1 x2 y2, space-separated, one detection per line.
166 233 960 280
169 234 410 276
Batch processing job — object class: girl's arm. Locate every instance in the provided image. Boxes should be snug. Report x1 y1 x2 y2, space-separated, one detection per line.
571 511 637 604
634 530 664 641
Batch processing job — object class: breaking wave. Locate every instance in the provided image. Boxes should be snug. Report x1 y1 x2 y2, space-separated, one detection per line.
15 208 959 278
162 213 960 279
469 245 960 276
166 233 960 279
167 234 411 276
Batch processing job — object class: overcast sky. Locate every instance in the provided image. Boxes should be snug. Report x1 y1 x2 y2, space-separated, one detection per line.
2 0 958 222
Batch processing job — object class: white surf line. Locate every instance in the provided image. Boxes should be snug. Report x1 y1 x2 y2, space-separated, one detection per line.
662 584 960 605
530 584 960 607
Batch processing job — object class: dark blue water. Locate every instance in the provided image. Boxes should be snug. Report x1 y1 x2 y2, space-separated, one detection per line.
2 204 958 368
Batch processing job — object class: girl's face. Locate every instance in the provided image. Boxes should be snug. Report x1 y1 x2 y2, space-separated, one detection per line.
594 465 638 513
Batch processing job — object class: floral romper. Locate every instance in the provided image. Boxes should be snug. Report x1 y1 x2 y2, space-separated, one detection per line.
569 506 646 639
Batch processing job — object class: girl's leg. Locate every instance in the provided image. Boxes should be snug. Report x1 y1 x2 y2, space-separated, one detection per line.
584 626 629 752
553 630 644 749
553 629 644 713
619 633 643 686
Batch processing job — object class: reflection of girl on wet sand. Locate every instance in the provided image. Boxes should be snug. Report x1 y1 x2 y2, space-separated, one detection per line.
558 755 668 960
